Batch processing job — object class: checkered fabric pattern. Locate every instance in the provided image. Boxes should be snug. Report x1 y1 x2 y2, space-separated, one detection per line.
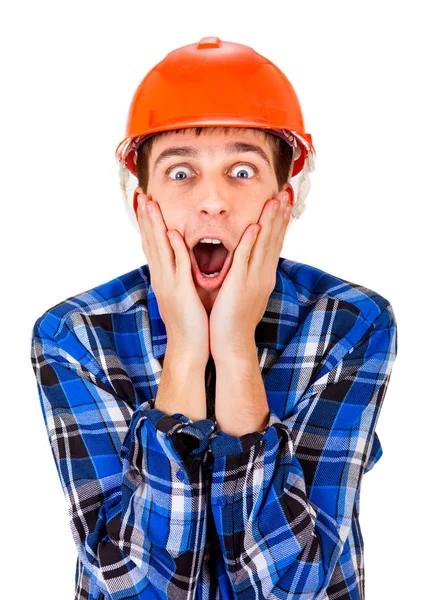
30 257 397 599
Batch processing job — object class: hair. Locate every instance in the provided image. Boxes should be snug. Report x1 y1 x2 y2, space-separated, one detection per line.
135 126 294 194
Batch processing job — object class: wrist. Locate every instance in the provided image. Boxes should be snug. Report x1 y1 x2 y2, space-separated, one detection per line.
165 340 209 372
155 348 208 422
213 341 257 369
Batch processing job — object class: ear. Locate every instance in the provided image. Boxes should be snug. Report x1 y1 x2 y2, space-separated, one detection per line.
281 182 295 206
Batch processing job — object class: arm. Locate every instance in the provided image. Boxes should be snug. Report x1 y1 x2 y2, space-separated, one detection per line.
213 345 270 437
208 305 397 598
30 313 214 600
154 340 208 422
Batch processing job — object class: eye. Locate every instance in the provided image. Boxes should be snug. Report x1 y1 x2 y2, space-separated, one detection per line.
167 165 193 180
230 163 257 179
166 162 258 182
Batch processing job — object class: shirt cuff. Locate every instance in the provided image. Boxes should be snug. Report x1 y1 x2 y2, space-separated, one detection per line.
140 400 217 470
144 403 217 440
208 410 283 458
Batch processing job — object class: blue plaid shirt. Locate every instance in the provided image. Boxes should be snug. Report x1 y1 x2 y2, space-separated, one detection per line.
30 256 397 600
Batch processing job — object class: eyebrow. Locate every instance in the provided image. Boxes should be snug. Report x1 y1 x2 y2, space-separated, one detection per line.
152 141 272 173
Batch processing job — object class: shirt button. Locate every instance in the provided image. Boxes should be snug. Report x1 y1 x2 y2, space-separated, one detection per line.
217 497 227 506
176 468 185 481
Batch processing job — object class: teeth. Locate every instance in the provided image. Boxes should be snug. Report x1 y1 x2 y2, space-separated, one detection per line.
199 238 222 244
201 271 221 278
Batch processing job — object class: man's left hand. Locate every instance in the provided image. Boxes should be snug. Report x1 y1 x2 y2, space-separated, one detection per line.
209 190 292 362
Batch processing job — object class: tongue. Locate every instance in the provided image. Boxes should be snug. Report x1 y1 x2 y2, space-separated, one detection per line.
194 243 228 275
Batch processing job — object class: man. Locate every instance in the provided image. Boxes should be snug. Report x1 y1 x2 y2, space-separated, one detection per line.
30 38 397 600
133 125 296 431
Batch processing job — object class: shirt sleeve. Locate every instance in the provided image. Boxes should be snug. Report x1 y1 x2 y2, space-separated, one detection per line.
207 304 397 599
30 315 216 600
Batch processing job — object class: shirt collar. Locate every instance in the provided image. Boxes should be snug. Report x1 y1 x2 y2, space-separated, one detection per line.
146 257 299 360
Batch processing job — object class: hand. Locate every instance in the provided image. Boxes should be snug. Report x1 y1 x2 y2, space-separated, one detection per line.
136 190 210 368
209 190 292 361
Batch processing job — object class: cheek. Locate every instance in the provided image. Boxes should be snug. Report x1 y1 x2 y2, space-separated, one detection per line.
160 206 186 235
237 206 262 230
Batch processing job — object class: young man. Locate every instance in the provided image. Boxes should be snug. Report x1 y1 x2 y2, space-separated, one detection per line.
30 38 397 600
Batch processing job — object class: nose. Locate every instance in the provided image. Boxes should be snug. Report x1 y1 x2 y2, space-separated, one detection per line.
197 193 230 217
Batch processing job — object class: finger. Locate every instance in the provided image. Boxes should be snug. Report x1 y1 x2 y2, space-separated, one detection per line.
135 194 152 263
138 196 176 280
266 194 290 265
251 192 288 268
273 197 292 254
232 223 261 274
166 229 192 272
147 201 195 285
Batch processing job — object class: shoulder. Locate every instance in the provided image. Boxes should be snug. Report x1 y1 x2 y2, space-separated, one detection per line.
276 258 397 389
278 256 395 328
31 263 151 341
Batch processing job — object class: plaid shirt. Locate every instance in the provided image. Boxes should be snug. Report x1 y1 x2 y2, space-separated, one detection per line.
30 256 397 600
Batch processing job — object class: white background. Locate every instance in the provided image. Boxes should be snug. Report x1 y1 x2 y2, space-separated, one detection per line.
1 1 421 597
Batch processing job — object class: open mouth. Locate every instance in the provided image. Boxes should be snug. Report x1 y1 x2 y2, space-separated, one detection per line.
192 242 229 275
190 241 232 287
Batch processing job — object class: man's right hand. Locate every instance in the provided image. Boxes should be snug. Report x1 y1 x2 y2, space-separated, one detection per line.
135 190 210 370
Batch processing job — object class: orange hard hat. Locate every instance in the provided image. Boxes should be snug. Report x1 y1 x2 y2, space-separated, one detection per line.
116 37 316 230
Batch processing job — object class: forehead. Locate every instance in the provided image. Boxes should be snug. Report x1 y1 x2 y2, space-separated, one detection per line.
149 129 274 176
151 127 271 153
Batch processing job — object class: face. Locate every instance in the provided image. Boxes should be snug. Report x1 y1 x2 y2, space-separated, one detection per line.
134 128 293 313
